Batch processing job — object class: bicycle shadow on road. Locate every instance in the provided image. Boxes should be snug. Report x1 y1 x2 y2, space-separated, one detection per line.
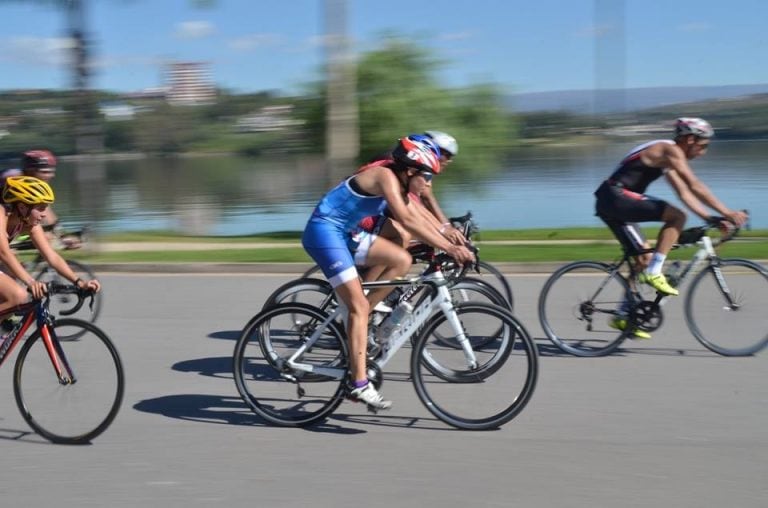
133 394 365 435
208 330 240 341
533 336 718 358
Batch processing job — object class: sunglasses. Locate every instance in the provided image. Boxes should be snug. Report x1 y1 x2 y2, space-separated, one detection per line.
418 171 434 182
696 142 710 149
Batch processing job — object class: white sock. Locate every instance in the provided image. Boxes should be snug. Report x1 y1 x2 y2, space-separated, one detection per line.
646 252 667 276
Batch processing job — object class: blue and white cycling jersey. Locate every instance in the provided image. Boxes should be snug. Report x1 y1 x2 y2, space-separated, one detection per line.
302 176 387 288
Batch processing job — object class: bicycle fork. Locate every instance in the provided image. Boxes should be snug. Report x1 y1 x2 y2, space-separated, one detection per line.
436 286 479 370
40 322 76 385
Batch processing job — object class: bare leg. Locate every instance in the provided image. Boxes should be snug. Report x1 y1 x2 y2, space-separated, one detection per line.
655 205 686 255
332 279 370 383
362 237 411 307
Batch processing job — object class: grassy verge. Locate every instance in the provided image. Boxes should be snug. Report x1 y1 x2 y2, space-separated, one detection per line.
59 228 768 263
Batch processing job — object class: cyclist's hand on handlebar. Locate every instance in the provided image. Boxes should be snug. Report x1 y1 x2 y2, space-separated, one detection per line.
77 278 101 293
725 209 748 228
26 280 48 300
442 225 467 246
447 244 476 266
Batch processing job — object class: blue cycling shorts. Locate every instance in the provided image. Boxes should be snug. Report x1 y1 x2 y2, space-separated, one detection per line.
302 218 360 288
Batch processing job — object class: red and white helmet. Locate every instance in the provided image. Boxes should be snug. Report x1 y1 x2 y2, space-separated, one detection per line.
391 137 442 174
21 149 57 171
674 118 714 139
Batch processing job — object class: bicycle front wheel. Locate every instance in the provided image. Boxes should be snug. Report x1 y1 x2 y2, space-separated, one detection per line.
475 260 514 310
685 258 768 356
411 303 538 430
538 261 631 357
233 303 349 427
13 319 124 444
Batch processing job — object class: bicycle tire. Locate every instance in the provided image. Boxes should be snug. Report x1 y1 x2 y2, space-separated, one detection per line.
538 261 632 357
261 277 334 311
410 302 538 430
475 260 514 310
13 318 124 444
684 258 768 356
233 302 349 427
34 260 102 339
300 264 323 280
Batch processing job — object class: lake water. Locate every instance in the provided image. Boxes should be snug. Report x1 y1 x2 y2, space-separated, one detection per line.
49 139 768 235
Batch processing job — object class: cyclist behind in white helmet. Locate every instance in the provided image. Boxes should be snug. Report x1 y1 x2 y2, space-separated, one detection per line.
421 130 465 242
594 117 748 337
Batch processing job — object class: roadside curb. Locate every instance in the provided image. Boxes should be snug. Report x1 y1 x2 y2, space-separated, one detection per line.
89 261 565 275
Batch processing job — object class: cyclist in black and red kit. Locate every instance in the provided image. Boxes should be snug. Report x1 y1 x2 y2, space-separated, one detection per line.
594 117 748 337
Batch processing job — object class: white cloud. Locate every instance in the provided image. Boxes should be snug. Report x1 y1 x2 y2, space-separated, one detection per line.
0 36 74 66
174 21 215 39
228 33 282 51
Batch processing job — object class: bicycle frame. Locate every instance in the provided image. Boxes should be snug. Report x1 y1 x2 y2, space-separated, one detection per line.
284 271 479 380
0 300 75 384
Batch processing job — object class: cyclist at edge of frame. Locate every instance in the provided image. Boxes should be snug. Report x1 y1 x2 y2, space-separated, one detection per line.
0 176 100 321
301 137 475 411
594 117 748 336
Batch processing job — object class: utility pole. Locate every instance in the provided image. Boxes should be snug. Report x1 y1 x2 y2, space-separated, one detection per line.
324 0 358 181
66 0 103 155
593 0 626 115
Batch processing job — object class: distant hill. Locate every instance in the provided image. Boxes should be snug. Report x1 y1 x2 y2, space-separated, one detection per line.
509 84 768 114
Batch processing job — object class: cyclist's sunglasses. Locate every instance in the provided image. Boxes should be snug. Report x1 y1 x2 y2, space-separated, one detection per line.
418 171 434 182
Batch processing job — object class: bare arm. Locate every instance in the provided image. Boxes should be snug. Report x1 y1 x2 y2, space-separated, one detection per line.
419 186 466 244
356 167 474 264
645 143 747 225
419 186 449 223
0 215 36 287
31 226 101 292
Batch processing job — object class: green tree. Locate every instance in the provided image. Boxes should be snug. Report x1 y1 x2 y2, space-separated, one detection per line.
297 36 517 171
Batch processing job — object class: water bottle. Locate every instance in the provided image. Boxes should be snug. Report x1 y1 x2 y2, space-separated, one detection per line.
665 261 682 288
375 301 413 343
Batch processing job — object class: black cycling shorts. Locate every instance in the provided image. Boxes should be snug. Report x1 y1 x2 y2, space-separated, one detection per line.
594 181 669 254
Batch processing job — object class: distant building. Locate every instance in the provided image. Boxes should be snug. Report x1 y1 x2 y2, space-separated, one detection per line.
235 105 303 133
165 62 216 106
99 101 136 120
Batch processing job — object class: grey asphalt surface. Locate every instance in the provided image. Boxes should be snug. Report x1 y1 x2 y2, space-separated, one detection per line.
0 271 765 508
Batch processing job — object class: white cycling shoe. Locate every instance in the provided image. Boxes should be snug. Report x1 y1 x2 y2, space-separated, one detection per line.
349 382 392 411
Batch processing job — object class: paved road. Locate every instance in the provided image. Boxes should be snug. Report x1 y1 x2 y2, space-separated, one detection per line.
0 273 765 508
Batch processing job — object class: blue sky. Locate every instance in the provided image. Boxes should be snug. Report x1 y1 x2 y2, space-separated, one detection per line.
1 0 767 94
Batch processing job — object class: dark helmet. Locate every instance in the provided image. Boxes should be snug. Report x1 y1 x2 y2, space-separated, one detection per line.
21 150 57 171
391 137 442 174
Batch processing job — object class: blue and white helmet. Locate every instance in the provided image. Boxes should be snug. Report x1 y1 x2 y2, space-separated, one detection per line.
424 130 458 157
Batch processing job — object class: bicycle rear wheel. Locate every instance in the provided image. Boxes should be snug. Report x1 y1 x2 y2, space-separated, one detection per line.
35 260 102 339
233 303 349 427
411 303 538 430
261 277 335 311
538 261 631 356
13 319 124 444
685 258 768 356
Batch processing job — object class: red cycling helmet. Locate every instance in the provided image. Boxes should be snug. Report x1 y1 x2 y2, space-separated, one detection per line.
21 150 57 171
391 137 441 174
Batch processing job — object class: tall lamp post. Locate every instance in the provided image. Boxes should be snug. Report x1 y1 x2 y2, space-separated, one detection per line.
324 0 359 181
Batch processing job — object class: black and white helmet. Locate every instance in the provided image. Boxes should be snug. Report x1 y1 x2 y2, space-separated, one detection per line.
674 117 714 139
